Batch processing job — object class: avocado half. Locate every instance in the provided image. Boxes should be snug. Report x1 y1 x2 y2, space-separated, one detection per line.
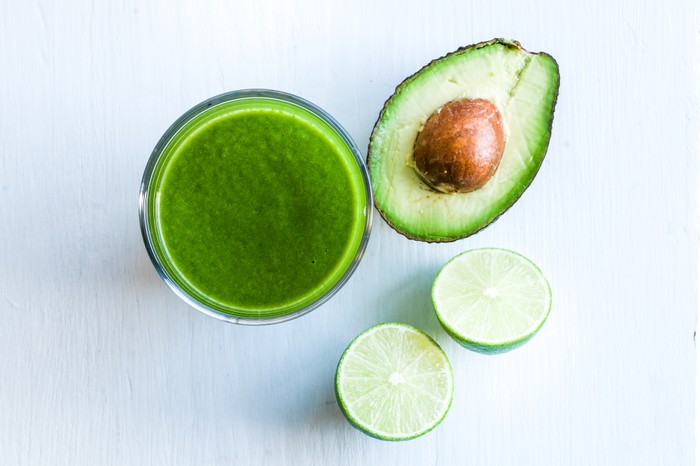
367 39 559 242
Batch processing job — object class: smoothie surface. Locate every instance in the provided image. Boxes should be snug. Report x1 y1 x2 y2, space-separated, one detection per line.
153 100 365 317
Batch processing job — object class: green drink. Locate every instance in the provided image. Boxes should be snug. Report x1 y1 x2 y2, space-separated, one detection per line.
140 90 372 324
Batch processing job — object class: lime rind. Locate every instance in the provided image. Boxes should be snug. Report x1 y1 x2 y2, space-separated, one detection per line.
335 322 454 441
432 248 552 354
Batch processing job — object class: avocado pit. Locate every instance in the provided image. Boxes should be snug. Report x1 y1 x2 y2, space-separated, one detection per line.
413 98 505 193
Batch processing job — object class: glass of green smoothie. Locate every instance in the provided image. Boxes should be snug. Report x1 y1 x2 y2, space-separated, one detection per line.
139 90 372 324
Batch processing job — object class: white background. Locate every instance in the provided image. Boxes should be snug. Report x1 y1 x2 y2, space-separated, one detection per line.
0 1 696 465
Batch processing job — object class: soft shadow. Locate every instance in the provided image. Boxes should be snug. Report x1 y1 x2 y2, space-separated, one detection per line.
381 266 443 336
229 327 353 433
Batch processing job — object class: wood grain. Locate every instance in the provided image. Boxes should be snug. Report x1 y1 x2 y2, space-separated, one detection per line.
0 0 696 464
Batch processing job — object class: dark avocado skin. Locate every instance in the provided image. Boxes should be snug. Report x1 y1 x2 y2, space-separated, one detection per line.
367 39 560 243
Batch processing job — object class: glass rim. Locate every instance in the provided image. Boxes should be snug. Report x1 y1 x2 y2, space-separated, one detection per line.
139 89 373 325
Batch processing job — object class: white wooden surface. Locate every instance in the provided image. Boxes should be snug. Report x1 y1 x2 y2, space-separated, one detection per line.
0 1 696 464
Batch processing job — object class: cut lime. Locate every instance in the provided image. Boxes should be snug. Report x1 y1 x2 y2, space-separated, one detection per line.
335 323 454 441
433 248 551 354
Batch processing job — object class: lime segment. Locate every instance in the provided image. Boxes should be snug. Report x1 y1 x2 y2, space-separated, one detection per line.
335 323 453 441
433 248 551 354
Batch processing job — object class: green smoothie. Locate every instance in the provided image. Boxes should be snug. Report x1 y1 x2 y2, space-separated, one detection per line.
145 94 368 320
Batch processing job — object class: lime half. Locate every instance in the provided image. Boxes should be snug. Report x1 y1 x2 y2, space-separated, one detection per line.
433 248 551 354
335 323 453 441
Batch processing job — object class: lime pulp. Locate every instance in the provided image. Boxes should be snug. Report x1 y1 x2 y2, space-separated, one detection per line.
335 322 454 441
432 248 551 354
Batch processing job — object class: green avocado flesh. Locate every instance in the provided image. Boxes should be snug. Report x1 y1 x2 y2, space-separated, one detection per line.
149 99 367 318
368 39 559 242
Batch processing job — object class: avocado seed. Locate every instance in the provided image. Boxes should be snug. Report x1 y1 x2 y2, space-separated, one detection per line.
413 98 505 193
